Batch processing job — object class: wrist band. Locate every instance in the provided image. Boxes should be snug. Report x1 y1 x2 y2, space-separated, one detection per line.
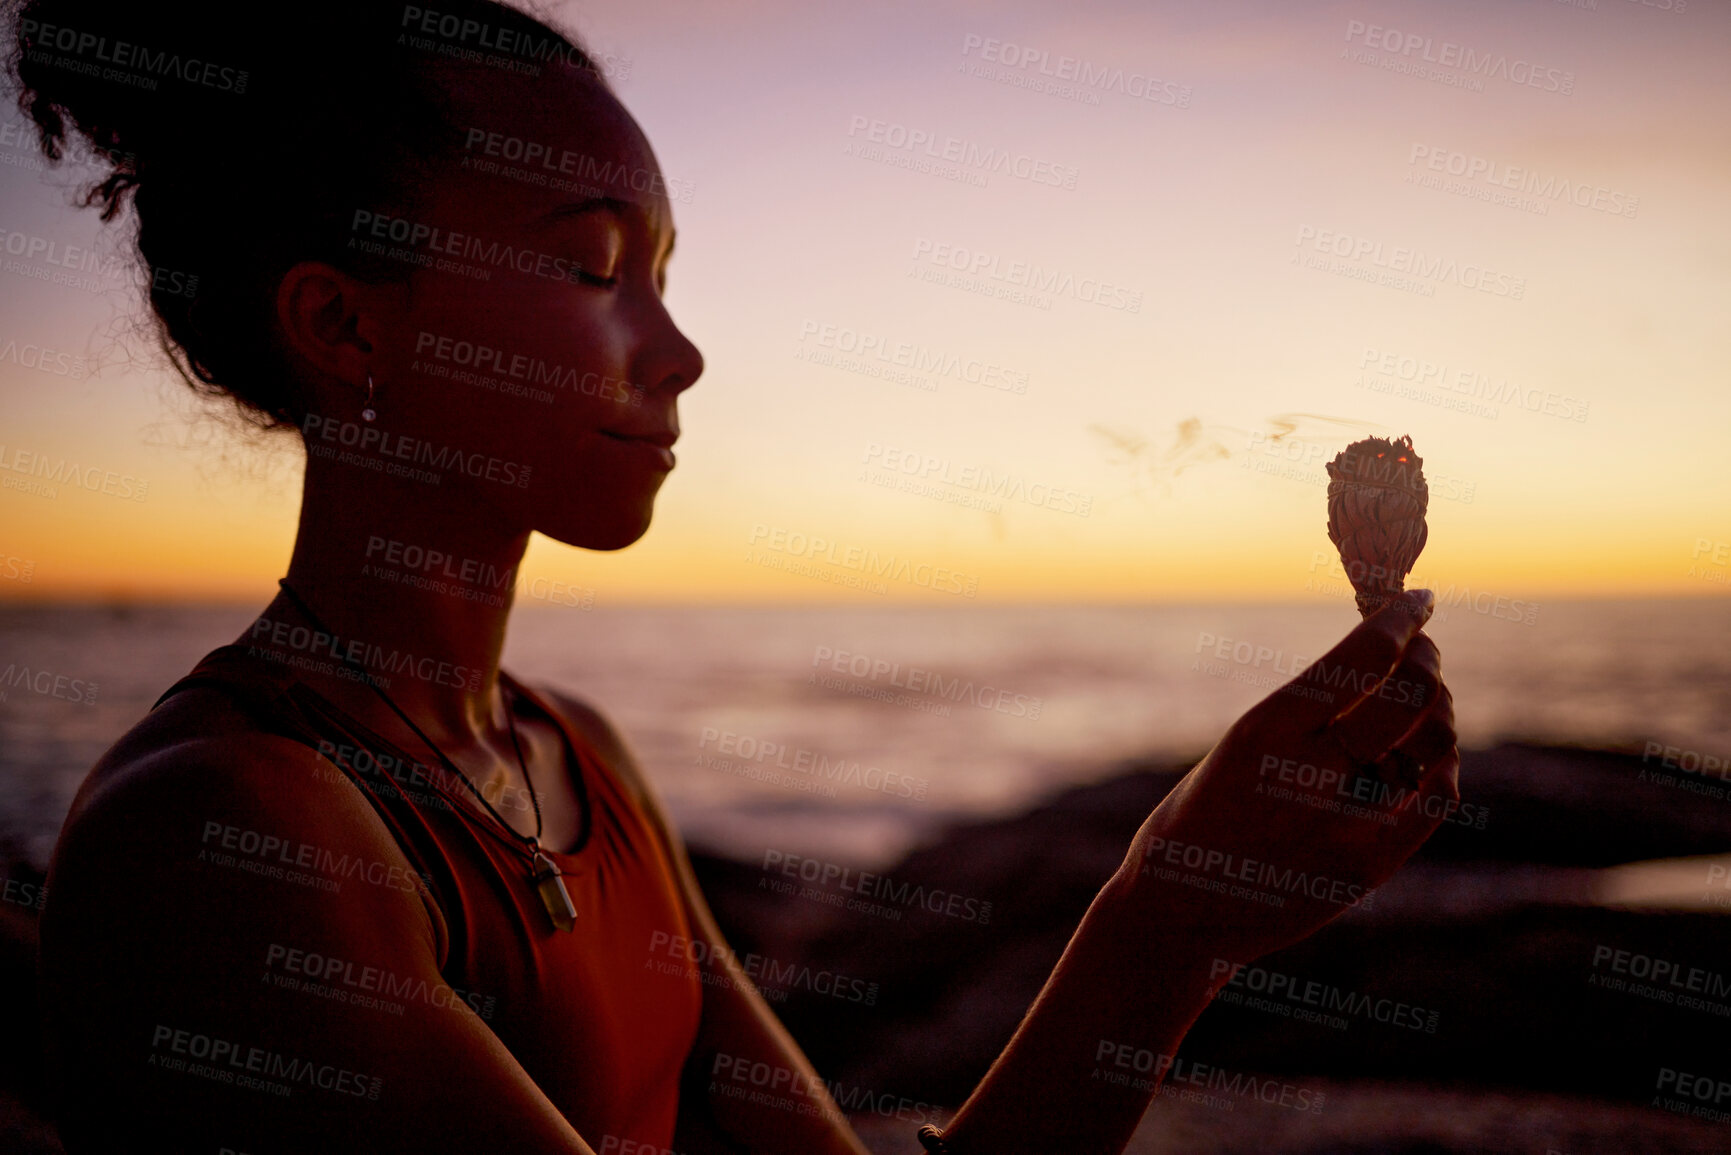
916 1124 951 1153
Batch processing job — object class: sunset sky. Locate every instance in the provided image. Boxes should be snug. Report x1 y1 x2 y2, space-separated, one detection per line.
2 0 1726 604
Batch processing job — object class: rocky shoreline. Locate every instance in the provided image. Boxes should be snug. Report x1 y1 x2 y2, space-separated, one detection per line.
687 742 1731 1150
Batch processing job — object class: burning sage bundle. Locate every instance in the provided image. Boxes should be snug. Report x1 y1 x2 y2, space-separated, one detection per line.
1326 435 1429 618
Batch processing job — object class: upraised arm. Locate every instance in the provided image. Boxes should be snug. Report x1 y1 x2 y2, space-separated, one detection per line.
930 591 1457 1154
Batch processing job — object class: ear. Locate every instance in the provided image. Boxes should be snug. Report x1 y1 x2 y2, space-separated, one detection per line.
274 261 392 391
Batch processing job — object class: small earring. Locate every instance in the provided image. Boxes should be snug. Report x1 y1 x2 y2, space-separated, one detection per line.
361 374 377 423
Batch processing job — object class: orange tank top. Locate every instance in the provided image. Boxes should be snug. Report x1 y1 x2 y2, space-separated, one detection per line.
150 643 704 1147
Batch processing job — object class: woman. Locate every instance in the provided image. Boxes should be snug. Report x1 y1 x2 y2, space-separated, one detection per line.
11 1 1457 1151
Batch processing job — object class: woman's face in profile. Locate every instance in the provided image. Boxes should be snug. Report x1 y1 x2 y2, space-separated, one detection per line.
361 62 704 550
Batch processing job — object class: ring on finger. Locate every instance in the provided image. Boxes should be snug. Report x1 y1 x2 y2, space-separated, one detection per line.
1324 723 1382 778
1375 746 1425 788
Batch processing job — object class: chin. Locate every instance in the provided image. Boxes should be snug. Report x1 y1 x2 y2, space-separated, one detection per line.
545 503 656 552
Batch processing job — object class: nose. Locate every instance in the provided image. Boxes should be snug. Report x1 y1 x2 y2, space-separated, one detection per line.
637 294 703 398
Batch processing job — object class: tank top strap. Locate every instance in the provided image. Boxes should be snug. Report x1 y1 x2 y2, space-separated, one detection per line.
151 643 324 743
151 642 457 964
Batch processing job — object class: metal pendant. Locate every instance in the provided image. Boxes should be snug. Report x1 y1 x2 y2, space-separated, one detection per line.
531 851 578 932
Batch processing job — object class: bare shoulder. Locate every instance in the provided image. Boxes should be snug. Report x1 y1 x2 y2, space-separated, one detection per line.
41 694 571 1152
65 687 318 836
47 684 437 948
64 685 360 848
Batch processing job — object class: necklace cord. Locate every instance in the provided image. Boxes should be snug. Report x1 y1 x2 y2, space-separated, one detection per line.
275 577 552 857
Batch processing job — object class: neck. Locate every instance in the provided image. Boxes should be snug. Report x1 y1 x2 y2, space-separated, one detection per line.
262 455 531 751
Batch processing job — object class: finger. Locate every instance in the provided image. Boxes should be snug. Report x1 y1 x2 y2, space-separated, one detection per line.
1329 634 1442 768
1374 742 1460 854
1416 729 1462 803
1275 590 1435 728
1398 731 1462 826
1374 688 1454 787
1396 682 1455 764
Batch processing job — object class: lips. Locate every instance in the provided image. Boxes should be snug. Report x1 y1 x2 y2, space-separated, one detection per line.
598 427 678 470
599 429 678 448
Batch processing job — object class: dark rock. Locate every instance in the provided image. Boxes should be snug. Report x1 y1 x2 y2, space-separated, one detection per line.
688 743 1731 1112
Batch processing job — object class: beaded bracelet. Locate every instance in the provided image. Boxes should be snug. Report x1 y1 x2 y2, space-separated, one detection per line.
915 1124 951 1153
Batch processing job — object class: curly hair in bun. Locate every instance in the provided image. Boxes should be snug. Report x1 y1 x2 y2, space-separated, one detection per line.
3 0 607 429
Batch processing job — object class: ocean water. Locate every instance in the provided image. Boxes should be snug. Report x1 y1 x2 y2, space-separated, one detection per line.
2 598 1726 870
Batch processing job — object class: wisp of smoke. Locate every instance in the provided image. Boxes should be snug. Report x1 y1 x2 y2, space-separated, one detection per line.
1089 412 1385 498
